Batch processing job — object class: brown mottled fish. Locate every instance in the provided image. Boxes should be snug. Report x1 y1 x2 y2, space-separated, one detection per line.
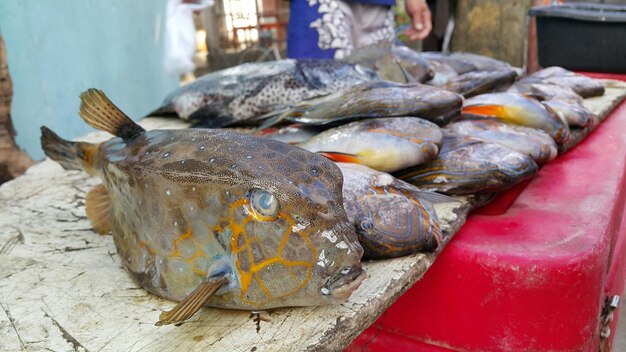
40 89 365 326
338 163 454 259
298 117 443 173
395 133 539 195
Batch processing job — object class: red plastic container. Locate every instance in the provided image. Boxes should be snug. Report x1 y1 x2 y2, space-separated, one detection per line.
348 74 626 351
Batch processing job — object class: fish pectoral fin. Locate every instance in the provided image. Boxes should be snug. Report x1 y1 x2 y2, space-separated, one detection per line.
461 104 505 118
317 151 362 164
79 88 145 140
155 275 229 326
85 184 112 235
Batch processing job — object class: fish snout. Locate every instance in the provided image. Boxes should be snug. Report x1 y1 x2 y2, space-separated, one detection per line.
321 263 367 302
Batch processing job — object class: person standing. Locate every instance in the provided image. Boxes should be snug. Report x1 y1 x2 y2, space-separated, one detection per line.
287 0 432 59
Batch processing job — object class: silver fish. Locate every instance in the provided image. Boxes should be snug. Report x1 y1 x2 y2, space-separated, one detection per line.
441 69 518 97
261 81 463 128
298 117 443 173
445 119 558 163
461 92 570 143
149 59 378 127
421 51 511 74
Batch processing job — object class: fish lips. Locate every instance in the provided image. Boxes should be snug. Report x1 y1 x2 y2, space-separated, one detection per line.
320 264 367 302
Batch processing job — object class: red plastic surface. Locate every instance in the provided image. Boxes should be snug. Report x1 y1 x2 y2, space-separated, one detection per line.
349 73 626 351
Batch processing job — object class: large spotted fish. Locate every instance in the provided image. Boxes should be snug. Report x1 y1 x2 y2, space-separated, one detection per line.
148 59 377 127
338 163 453 259
41 89 365 326
298 117 443 173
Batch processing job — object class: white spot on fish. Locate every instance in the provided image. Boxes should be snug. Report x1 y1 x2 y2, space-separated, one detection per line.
190 206 194 211
321 287 330 295
174 221 178 226
166 189 171 196
192 187 196 191
292 223 306 233
199 145 206 150
145 183 148 188
191 138 196 142
321 230 337 243
433 176 448 183
374 174 394 187
163 152 170 158
246 155 252 159
145 151 150 155
181 160 186 164
317 249 327 267
210 158 216 163
336 241 349 249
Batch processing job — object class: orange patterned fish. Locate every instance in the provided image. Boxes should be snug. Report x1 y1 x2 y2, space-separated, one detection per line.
40 89 365 326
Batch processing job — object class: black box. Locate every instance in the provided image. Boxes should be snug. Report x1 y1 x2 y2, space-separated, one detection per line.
529 3 626 73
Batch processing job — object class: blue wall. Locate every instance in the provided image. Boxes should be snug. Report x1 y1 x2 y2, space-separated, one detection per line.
1 0 179 159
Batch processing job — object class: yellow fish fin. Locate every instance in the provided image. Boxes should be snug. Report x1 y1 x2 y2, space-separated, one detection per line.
79 88 145 140
155 276 229 326
86 184 112 235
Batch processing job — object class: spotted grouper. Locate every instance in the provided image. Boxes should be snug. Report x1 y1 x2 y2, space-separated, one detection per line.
148 59 378 127
40 89 365 326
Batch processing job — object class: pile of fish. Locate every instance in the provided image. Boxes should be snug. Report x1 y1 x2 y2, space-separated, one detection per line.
148 47 607 264
41 47 608 325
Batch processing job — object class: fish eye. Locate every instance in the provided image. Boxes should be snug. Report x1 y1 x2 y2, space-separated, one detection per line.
249 189 279 218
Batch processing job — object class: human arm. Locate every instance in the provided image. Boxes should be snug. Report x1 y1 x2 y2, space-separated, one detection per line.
404 0 432 41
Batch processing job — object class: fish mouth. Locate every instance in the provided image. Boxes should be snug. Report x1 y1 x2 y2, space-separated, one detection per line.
321 264 367 302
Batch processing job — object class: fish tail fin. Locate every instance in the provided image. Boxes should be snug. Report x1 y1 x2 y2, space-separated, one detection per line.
255 110 289 131
40 126 99 174
461 104 506 118
79 88 145 140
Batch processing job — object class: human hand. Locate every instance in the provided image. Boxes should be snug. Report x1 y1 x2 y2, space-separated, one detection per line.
404 0 432 41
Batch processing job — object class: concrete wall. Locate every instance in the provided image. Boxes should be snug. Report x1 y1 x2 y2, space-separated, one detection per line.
0 0 179 159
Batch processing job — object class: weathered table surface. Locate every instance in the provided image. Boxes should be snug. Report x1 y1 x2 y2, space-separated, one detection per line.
1 80 625 352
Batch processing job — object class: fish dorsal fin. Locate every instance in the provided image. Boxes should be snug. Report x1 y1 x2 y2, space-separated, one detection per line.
156 275 228 326
79 88 145 140
86 184 112 235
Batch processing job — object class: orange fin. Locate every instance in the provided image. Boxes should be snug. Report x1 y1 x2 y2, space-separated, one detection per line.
79 88 145 140
155 276 228 326
461 104 505 117
86 184 112 235
318 152 361 163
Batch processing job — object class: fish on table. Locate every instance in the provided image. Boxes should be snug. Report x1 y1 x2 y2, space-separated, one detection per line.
395 133 539 195
521 66 605 98
444 119 558 163
461 92 570 143
541 100 598 128
260 80 464 128
338 163 455 259
298 117 443 173
41 89 366 326
441 69 519 97
148 59 378 127
509 82 584 105
421 51 512 75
